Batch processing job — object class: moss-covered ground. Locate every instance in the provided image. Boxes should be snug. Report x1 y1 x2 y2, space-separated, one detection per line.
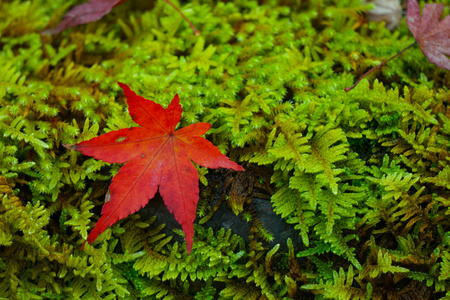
0 0 450 299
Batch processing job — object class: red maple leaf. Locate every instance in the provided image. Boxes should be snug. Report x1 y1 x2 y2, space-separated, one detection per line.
406 0 450 70
64 83 244 253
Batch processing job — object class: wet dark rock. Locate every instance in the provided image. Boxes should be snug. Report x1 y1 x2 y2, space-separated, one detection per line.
139 180 303 254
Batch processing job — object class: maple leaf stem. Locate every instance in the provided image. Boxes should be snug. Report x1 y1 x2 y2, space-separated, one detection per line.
162 0 201 36
345 41 417 92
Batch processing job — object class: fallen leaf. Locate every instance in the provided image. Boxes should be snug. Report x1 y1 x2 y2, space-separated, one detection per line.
406 0 450 70
346 0 449 92
42 0 200 36
366 0 401 30
64 83 244 253
43 0 128 35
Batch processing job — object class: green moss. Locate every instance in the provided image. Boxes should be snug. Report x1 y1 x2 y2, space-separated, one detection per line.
1 0 450 298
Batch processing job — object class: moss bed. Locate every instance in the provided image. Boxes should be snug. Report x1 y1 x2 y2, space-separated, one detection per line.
0 0 450 299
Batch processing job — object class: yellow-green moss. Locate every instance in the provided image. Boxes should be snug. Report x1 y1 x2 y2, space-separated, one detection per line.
1 0 450 299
